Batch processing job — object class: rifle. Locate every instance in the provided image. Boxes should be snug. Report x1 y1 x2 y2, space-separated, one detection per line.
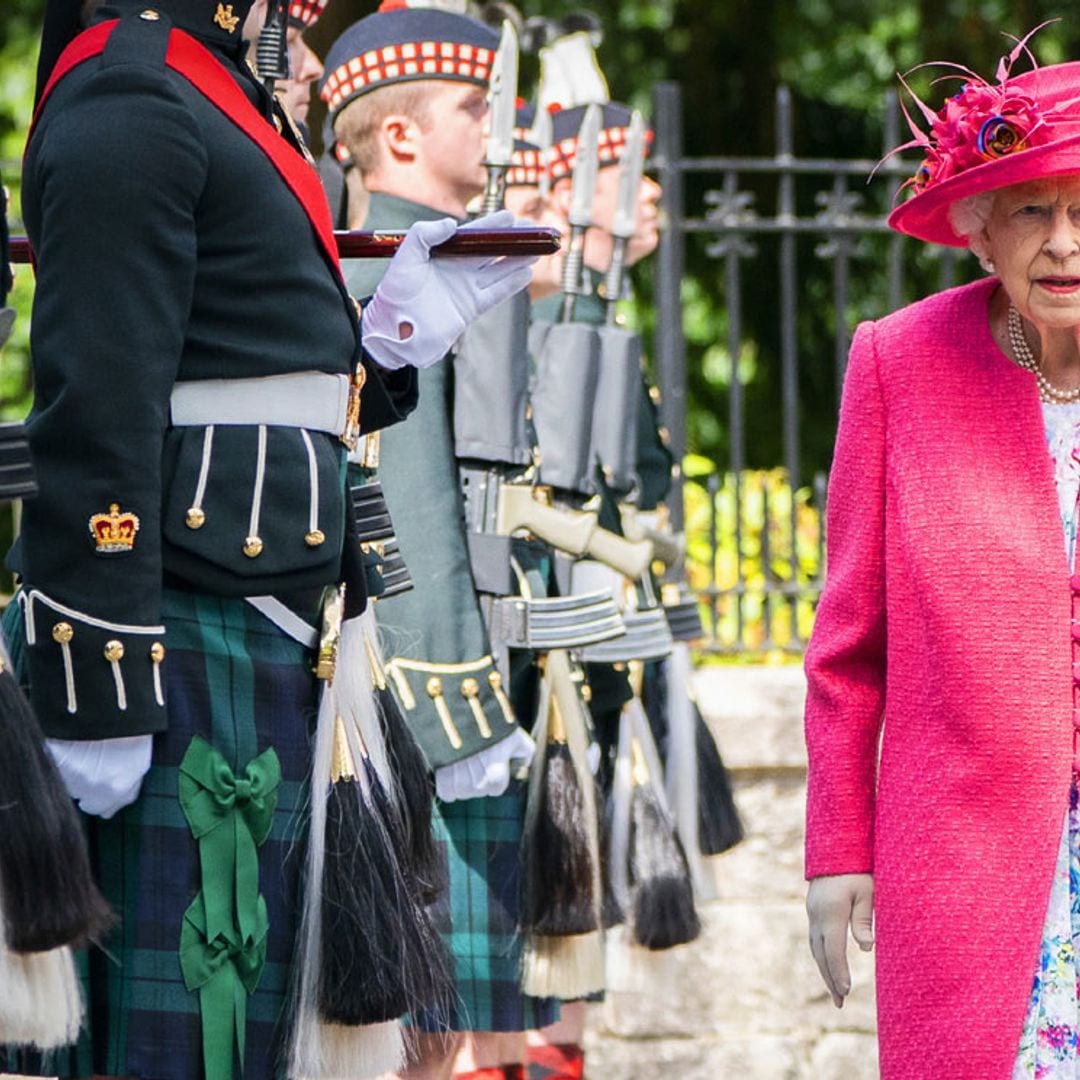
590 111 647 497
456 50 647 636
459 473 653 583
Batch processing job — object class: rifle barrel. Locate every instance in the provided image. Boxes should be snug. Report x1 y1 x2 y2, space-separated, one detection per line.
8 227 561 265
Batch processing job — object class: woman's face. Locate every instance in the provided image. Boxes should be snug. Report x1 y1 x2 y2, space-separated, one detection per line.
986 178 1080 330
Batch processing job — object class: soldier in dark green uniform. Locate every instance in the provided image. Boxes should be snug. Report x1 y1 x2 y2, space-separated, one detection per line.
6 1 533 1077
322 7 557 1079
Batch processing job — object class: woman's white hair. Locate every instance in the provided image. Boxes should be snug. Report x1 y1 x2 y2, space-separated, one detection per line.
948 193 996 272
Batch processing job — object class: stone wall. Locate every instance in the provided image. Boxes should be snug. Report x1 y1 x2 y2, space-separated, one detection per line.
584 665 879 1079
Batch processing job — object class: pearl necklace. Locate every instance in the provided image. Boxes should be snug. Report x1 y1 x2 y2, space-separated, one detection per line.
1007 304 1080 404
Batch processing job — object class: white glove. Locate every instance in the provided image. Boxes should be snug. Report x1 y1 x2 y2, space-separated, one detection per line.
805 872 875 1008
46 735 153 818
361 210 538 371
434 725 536 802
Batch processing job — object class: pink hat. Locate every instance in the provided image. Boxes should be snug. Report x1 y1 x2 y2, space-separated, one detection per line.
888 41 1080 247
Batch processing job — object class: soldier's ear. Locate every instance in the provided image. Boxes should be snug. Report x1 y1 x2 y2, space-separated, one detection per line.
381 114 421 163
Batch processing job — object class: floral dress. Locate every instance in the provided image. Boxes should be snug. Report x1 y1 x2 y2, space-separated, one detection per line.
1013 401 1080 1078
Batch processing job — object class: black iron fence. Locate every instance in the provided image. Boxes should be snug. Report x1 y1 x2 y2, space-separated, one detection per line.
650 80 977 655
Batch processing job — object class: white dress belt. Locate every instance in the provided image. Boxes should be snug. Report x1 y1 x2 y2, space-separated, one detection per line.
170 372 351 435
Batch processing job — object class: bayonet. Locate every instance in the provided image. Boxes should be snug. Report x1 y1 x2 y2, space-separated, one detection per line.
481 20 520 213
530 105 553 202
604 110 646 324
560 103 601 321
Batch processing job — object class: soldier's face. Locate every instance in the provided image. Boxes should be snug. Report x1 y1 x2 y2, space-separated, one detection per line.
590 166 662 266
414 82 489 213
551 163 662 272
278 27 324 125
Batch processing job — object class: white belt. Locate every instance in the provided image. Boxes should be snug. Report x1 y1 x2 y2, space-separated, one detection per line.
170 372 351 435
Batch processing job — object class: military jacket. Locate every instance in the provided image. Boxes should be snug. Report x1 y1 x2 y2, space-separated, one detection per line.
345 193 522 771
14 3 417 741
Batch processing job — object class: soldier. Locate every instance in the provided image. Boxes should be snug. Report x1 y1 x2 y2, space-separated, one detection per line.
278 0 327 127
8 1 534 1078
323 6 557 1079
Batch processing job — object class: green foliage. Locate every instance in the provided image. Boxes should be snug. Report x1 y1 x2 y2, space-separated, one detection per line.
1 0 41 419
683 462 823 657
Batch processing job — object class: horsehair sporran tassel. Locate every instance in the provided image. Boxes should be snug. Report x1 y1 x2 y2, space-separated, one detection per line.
341 712 453 1021
362 608 444 905
523 659 598 935
521 650 605 998
0 935 83 1050
660 645 705 890
662 643 734 898
651 602 742 863
333 612 451 1018
0 637 112 954
626 697 701 951
289 598 455 1078
287 629 403 1080
317 715 409 1025
693 706 743 858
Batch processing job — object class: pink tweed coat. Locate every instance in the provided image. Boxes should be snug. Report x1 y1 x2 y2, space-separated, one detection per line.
804 276 1076 1080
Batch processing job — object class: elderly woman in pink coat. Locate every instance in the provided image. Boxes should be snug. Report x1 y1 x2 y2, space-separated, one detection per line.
804 40 1080 1080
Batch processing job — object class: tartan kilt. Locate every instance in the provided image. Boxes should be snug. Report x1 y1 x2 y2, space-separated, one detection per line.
7 587 319 1080
414 781 558 1034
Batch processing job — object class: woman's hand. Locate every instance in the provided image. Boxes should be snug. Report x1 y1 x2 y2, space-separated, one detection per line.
806 872 874 1008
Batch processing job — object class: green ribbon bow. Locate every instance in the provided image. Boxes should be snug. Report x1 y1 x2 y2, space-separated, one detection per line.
178 736 281 945
179 889 269 1080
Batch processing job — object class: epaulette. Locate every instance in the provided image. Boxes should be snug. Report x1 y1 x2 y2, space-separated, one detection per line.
100 8 173 69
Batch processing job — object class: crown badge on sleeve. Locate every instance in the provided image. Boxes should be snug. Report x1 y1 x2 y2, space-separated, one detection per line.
89 503 140 553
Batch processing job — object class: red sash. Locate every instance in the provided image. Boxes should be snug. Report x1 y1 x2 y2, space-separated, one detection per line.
30 19 341 274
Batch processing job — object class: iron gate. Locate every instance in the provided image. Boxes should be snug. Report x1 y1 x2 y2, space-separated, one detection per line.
650 80 975 654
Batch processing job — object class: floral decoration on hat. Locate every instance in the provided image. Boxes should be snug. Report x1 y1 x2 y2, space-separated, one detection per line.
893 23 1079 195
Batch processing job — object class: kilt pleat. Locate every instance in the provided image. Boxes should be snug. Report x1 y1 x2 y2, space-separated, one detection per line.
414 781 558 1034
